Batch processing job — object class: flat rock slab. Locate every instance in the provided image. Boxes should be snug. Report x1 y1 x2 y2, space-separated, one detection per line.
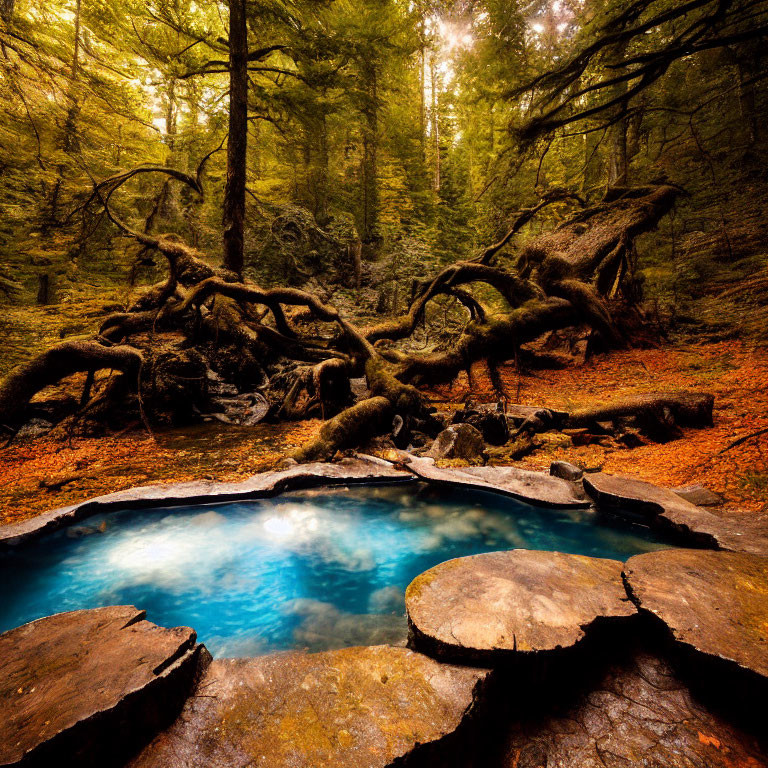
625 549 768 680
404 456 589 508
0 606 208 768
128 645 490 768
406 550 636 663
499 649 767 767
584 472 768 555
0 456 410 547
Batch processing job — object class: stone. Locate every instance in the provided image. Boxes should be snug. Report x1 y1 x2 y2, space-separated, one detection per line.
406 550 636 663
583 472 768 555
128 645 490 768
625 549 768 681
427 423 486 461
452 402 509 445
549 460 583 481
0 455 411 548
616 428 645 448
672 483 724 506
0 606 210 768
499 648 767 768
14 417 53 440
404 455 590 507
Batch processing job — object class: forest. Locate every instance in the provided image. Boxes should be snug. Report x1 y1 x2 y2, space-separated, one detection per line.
0 0 767 512
2 3 768 767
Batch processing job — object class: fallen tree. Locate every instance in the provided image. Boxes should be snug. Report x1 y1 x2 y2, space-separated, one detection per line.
0 174 688 458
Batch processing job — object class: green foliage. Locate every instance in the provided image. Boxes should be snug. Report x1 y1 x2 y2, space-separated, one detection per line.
0 0 767 341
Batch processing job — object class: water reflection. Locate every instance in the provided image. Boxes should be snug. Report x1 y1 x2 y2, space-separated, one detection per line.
0 483 670 656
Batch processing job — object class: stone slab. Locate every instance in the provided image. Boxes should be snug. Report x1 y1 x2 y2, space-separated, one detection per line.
625 548 768 680
128 645 490 768
406 549 636 663
673 483 724 507
0 456 411 547
499 648 767 767
0 606 209 768
404 456 589 508
584 472 768 555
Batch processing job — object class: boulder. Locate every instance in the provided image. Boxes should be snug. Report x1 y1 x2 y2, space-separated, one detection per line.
406 549 636 664
672 483 723 506
0 606 210 768
427 423 486 461
128 646 491 768
452 402 509 445
549 460 583 482
625 549 768 682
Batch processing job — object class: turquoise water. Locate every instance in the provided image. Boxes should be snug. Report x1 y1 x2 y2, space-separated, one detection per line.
0 483 669 656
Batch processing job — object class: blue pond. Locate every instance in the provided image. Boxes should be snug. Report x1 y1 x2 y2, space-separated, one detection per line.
0 482 669 656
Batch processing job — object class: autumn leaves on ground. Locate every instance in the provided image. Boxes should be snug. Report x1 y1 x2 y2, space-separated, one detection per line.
1 337 766 525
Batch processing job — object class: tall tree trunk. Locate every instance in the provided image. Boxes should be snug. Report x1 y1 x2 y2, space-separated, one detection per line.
430 52 440 192
735 44 763 147
419 18 426 161
607 117 628 187
316 111 330 225
605 39 629 187
42 0 81 234
361 62 379 244
222 0 248 276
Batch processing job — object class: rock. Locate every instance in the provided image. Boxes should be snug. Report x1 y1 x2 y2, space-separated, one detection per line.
427 423 486 461
14 417 53 440
499 648 767 768
407 430 430 449
616 428 645 448
0 606 210 768
549 460 583 482
406 550 636 664
452 402 509 445
128 646 490 768
349 376 370 402
625 549 768 681
0 455 411 548
672 483 723 506
403 456 589 507
583 472 768 555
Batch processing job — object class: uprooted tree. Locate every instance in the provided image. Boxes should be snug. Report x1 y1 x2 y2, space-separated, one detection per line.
0 166 715 461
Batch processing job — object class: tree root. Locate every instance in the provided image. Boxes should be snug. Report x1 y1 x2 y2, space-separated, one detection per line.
0 181 692 460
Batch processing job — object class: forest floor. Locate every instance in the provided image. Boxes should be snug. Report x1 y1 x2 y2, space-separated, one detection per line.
0 338 766 526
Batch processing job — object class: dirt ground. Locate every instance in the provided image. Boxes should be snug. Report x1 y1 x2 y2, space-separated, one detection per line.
0 339 766 525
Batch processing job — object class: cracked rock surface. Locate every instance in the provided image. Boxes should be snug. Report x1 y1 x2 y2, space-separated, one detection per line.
406 549 636 663
625 548 768 680
0 606 208 768
128 645 490 768
497 647 766 768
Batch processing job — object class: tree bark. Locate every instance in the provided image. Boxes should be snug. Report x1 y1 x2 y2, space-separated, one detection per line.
0 342 143 429
222 0 248 276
